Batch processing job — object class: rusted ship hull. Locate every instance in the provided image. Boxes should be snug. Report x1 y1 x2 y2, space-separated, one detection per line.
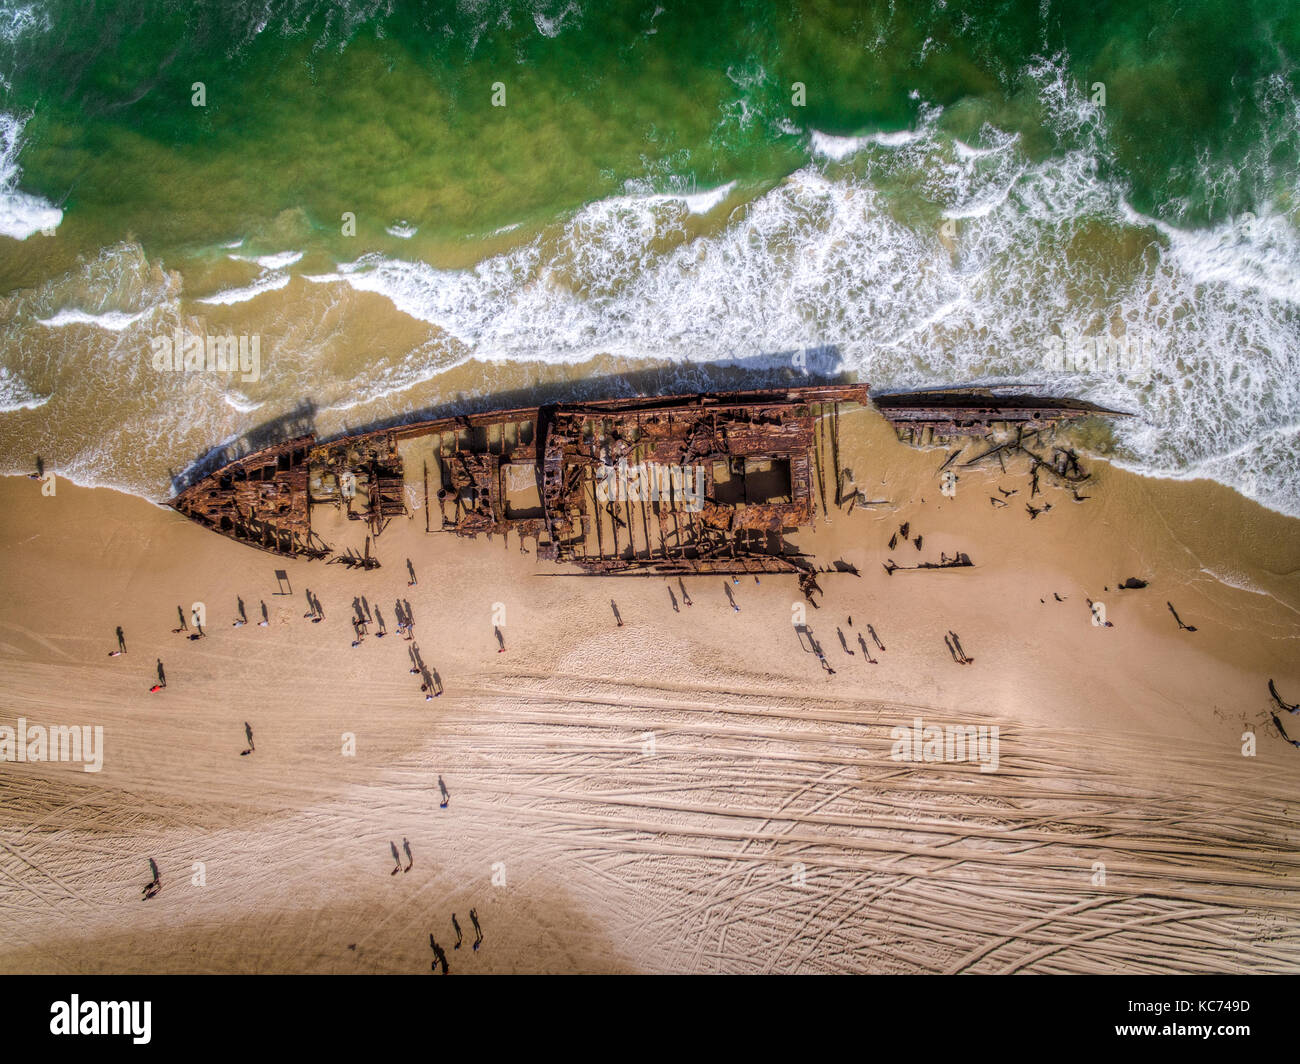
872 386 1126 442
170 384 1123 573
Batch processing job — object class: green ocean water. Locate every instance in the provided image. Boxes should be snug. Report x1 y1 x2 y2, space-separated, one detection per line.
0 0 1298 517
4 0 1297 260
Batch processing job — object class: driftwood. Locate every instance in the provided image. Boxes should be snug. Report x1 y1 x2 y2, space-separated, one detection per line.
938 448 963 473
883 552 973 575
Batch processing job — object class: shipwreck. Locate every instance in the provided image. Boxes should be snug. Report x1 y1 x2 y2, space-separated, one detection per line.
170 384 1125 575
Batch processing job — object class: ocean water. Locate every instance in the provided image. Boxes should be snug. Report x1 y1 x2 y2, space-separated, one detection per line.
0 0 1297 515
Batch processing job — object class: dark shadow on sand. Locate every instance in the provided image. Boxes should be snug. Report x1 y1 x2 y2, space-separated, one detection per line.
168 350 850 497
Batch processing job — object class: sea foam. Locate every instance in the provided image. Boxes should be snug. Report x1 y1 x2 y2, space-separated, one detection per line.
0 112 62 240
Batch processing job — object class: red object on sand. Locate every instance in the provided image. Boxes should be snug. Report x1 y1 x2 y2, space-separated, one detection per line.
149 684 163 693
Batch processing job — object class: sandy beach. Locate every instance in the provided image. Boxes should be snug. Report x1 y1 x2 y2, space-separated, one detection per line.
1 400 1297 974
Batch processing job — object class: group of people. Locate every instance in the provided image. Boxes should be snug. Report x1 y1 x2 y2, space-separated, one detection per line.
429 908 483 973
408 643 442 700
389 837 414 875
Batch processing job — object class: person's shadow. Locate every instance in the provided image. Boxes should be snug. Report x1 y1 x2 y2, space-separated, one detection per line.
794 624 814 653
945 634 962 664
156 659 166 686
610 600 623 626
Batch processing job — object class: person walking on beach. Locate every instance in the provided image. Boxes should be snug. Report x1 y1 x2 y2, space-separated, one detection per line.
438 775 450 809
420 665 442 699
678 578 692 607
495 626 506 653
857 633 877 664
402 837 413 873
116 626 126 654
611 600 623 627
429 934 449 974
724 583 739 612
868 625 885 652
174 606 188 633
154 659 167 689
1270 679 1299 715
407 558 418 587
259 600 269 626
949 631 972 665
452 913 463 949
1272 713 1300 749
946 629 967 663
141 858 161 901
390 841 402 876
470 908 483 951
668 587 679 613
243 722 255 755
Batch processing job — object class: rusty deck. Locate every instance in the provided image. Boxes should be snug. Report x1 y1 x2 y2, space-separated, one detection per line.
171 384 1123 573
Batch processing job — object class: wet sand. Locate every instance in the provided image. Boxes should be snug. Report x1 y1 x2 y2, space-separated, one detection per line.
1 403 1298 973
